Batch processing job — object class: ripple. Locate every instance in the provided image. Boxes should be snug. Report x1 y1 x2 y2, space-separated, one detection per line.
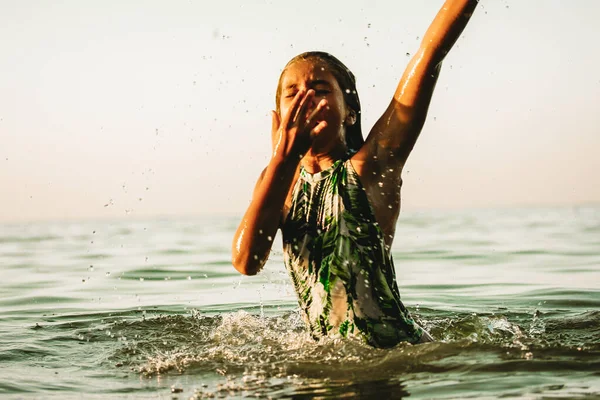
0 235 61 244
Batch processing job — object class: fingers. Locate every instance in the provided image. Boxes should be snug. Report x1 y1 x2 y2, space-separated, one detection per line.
294 89 315 124
305 98 328 139
310 121 328 138
270 110 280 150
270 110 280 134
281 89 306 128
306 98 327 125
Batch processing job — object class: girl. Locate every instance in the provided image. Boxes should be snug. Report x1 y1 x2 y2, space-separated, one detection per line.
232 0 479 347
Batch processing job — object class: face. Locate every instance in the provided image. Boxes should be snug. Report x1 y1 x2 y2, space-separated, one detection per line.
278 59 353 153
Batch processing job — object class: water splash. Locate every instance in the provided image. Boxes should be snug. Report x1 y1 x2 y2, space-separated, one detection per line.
95 307 600 397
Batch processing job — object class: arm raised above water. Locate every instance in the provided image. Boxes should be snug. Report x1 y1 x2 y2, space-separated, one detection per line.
356 0 480 168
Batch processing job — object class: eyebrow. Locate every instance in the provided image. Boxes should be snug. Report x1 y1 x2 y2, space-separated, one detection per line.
284 80 332 90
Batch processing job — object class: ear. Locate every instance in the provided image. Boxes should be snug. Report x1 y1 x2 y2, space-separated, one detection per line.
345 109 357 126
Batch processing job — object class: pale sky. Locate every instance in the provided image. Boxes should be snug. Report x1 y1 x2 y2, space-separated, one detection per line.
1 1 599 222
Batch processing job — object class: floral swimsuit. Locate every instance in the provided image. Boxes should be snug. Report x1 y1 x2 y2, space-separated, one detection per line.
281 159 424 347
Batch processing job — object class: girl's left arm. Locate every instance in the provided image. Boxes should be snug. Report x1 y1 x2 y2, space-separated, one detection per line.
356 0 480 168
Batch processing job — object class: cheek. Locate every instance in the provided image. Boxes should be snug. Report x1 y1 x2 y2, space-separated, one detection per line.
323 99 345 123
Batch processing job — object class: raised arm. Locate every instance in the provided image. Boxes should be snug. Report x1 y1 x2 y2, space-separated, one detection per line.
356 0 479 167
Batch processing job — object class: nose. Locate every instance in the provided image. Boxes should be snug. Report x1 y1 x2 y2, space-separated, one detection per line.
306 89 319 107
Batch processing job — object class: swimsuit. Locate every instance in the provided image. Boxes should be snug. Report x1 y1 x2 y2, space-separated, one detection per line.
281 159 424 347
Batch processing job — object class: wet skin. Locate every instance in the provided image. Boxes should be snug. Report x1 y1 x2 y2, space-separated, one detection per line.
233 0 480 276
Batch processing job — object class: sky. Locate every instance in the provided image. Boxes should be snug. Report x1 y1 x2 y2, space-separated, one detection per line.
1 0 599 223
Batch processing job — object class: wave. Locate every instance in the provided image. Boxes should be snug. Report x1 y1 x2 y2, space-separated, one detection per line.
92 307 600 397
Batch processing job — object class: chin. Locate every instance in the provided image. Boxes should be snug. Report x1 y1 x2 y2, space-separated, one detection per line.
311 139 343 156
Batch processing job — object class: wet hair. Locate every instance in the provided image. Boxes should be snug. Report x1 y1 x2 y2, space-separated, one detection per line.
275 51 364 154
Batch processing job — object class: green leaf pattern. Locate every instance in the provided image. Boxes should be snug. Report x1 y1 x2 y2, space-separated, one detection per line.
282 160 423 347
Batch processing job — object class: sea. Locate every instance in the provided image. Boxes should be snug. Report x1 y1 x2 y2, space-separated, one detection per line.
1 205 599 399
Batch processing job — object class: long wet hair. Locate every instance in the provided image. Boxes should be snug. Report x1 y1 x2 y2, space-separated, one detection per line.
275 51 364 154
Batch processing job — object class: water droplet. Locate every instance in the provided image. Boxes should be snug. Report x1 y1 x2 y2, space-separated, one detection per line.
345 89 351 94
405 52 410 57
187 276 192 280
105 272 111 276
388 204 393 209
378 182 383 187
267 236 273 241
139 277 144 282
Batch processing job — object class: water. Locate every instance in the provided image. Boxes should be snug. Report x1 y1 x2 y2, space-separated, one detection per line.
1 206 599 399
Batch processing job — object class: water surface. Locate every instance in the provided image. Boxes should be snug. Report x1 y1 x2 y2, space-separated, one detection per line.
1 206 599 398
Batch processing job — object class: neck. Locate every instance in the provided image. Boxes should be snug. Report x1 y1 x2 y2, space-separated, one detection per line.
301 145 349 174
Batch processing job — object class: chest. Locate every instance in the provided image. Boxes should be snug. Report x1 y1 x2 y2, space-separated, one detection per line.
281 163 401 248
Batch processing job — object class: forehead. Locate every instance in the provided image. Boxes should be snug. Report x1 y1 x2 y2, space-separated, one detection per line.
280 59 338 89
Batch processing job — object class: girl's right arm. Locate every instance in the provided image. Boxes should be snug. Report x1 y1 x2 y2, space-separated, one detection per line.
231 158 298 276
231 89 327 275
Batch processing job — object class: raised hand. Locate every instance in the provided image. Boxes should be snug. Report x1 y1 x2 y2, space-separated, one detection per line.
271 89 328 161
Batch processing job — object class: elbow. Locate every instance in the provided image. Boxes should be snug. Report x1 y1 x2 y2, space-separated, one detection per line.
231 253 262 276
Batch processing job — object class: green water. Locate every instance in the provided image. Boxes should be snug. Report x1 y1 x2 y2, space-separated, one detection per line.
1 206 599 399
